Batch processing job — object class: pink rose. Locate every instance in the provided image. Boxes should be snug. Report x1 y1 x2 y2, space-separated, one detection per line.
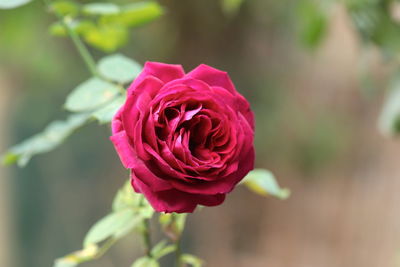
110 62 255 213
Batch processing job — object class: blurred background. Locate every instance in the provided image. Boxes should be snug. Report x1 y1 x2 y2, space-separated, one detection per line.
2 0 400 266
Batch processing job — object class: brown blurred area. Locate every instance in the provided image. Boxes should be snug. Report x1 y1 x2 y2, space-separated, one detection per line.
2 1 400 267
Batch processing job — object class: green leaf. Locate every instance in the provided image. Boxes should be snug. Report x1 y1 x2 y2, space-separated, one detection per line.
82 23 128 52
65 78 121 112
101 1 163 28
181 254 203 267
49 22 68 36
297 0 329 49
56 182 155 267
0 0 31 9
2 113 90 167
137 200 155 219
220 0 244 17
241 169 290 199
379 73 400 136
92 96 124 124
82 2 120 15
54 260 77 267
347 1 400 54
98 54 142 84
83 209 139 247
112 180 154 218
54 245 99 267
50 20 89 37
112 180 142 212
151 240 176 260
50 0 80 17
73 20 95 35
131 257 159 267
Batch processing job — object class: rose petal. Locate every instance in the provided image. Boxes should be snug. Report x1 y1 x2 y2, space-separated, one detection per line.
110 63 256 214
169 147 255 195
131 159 173 191
187 64 236 93
110 130 136 169
111 107 124 134
132 177 225 213
127 62 185 95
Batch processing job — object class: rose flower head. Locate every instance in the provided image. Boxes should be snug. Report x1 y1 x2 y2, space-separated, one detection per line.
110 62 255 213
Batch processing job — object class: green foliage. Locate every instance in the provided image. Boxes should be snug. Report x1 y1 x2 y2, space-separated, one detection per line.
3 51 142 167
82 2 120 15
220 0 244 16
150 240 176 260
241 169 290 199
50 0 80 17
2 113 90 167
49 21 68 36
64 78 121 112
98 53 142 84
54 244 100 267
112 179 141 211
82 22 129 52
92 96 125 124
49 20 92 37
131 257 159 267
130 230 177 266
345 0 400 55
159 213 187 241
83 209 139 247
297 0 330 49
83 180 154 248
379 73 400 136
0 0 32 9
112 180 154 217
48 1 164 52
181 254 204 267
101 2 164 28
55 180 155 267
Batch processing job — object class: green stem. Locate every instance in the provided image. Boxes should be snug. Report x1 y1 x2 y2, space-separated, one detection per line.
138 195 152 256
172 213 184 267
43 0 98 77
174 236 182 267
62 17 98 77
142 218 152 257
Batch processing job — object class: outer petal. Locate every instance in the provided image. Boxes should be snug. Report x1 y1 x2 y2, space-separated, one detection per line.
131 159 173 192
132 176 225 213
187 64 236 93
122 76 164 160
168 146 255 195
127 62 185 94
111 106 124 134
235 93 255 130
110 131 136 169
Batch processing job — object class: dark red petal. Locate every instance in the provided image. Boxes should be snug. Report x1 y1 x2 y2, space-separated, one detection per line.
168 147 255 195
130 159 173 191
110 130 136 169
132 176 225 213
127 62 185 95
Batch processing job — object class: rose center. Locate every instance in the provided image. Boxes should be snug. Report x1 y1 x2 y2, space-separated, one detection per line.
155 101 226 161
